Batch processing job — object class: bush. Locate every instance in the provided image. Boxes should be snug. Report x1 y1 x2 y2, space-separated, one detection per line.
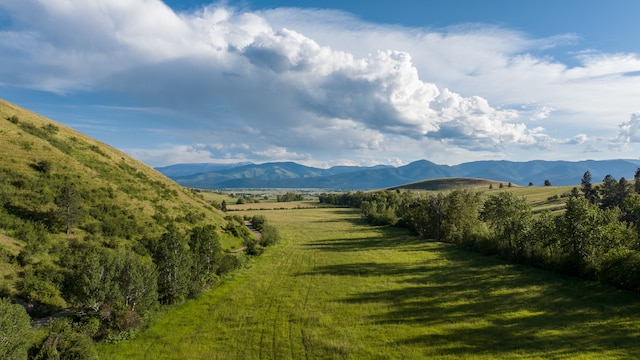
599 250 640 292
217 254 244 275
259 223 280 247
250 215 267 231
244 238 264 256
33 318 98 360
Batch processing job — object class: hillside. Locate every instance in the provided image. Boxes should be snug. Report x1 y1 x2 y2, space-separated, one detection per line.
159 159 640 190
389 177 503 191
0 100 243 321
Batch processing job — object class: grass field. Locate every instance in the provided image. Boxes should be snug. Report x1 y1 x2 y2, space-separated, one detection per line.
99 207 640 359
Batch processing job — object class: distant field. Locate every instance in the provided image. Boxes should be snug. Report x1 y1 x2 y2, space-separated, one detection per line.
196 181 575 214
99 207 640 359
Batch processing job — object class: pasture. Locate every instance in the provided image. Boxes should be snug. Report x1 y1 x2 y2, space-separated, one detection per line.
99 206 640 359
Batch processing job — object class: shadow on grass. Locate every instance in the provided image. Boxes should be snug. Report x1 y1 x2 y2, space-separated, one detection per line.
302 234 426 252
301 222 640 357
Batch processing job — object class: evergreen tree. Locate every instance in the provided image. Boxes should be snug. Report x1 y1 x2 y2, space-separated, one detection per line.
580 171 599 204
55 182 82 235
634 168 640 194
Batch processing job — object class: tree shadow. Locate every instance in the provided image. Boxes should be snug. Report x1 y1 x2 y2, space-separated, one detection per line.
302 234 426 252
3 202 57 228
301 232 640 357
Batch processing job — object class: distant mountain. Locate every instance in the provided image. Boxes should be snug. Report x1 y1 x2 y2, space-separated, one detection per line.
157 159 640 190
155 162 252 177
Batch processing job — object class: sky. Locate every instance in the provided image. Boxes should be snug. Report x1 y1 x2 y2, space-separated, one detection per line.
0 1 639 168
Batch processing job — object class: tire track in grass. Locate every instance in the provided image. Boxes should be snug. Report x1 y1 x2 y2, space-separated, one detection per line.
258 251 295 359
299 251 317 360
276 248 305 358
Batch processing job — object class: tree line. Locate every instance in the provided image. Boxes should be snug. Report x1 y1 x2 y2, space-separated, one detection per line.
319 170 640 293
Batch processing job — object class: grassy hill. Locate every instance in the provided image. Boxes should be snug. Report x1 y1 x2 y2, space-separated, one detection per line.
389 177 574 214
0 99 243 310
389 177 503 191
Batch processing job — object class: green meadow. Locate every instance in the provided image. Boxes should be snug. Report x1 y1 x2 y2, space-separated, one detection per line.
99 207 640 359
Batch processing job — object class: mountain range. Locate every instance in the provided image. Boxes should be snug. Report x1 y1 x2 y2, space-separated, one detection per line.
156 159 640 190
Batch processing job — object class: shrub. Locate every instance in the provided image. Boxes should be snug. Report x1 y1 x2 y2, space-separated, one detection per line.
259 223 281 247
33 318 98 360
217 254 244 275
599 250 640 292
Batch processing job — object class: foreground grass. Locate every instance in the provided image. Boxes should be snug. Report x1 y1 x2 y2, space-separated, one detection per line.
99 207 640 359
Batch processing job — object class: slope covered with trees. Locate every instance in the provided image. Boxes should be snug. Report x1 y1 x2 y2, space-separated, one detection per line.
0 100 280 358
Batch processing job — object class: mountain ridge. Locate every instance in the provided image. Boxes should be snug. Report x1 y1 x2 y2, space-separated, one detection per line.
157 159 640 190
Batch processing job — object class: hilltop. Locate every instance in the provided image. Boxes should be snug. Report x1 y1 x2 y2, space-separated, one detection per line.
388 177 505 191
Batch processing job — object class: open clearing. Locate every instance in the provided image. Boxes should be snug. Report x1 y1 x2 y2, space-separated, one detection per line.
99 207 640 359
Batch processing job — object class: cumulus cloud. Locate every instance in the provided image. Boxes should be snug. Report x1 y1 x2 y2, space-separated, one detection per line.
529 106 555 121
0 0 637 166
611 113 640 150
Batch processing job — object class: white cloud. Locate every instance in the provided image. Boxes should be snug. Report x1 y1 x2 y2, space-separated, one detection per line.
611 113 640 150
1 0 639 166
127 144 216 166
529 106 555 121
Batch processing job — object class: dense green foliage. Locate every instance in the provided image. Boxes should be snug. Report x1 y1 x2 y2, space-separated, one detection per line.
276 192 304 202
0 298 31 360
0 101 280 357
320 171 640 292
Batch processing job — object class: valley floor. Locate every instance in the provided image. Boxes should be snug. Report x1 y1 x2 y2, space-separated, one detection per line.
99 207 640 359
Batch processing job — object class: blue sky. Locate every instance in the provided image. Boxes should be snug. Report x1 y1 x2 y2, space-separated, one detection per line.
1 1 639 168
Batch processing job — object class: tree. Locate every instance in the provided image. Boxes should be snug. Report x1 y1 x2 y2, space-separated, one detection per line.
63 245 157 331
0 298 31 360
55 183 82 235
480 192 532 258
189 225 223 295
599 174 618 209
529 210 560 260
544 179 552 186
153 224 192 304
110 248 158 320
66 246 112 312
580 171 599 204
634 167 640 194
617 177 633 213
402 193 445 240
560 197 631 275
441 189 486 245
